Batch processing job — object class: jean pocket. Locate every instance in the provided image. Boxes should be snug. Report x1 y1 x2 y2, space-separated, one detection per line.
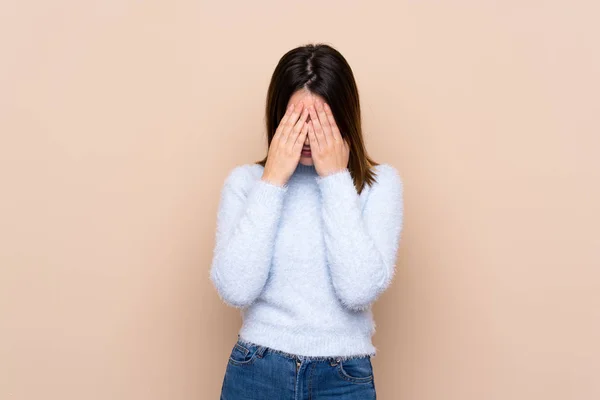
228 340 261 366
337 356 374 383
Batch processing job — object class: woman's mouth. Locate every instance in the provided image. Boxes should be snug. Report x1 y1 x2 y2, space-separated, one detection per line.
301 147 311 156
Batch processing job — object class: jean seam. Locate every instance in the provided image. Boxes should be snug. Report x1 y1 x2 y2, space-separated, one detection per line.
228 341 257 365
337 360 374 383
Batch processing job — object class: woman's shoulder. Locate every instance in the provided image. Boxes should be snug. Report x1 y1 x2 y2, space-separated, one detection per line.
222 162 265 189
363 163 404 210
370 163 403 189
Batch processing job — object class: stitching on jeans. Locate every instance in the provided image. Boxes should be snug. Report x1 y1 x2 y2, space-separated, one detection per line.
229 342 256 365
337 359 374 383
308 362 317 400
228 350 257 366
234 343 249 357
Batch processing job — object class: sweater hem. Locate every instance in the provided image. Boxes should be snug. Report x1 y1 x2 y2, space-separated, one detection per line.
238 321 377 359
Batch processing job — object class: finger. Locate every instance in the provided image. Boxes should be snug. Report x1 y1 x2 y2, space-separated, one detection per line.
316 100 332 140
307 120 320 152
323 102 343 142
294 120 310 151
288 106 309 147
274 103 295 139
308 105 327 146
281 103 304 144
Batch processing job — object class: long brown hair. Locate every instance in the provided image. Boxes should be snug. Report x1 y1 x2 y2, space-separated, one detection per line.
255 43 380 194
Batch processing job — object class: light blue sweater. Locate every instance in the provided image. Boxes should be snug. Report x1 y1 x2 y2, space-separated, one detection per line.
209 162 404 357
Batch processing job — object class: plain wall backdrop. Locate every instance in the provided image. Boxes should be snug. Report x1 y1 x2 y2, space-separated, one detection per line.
1 1 599 399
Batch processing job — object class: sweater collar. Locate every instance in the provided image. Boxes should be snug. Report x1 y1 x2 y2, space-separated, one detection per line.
294 163 317 175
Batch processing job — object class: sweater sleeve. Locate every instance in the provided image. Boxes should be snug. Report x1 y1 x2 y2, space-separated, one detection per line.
316 164 404 311
209 165 288 309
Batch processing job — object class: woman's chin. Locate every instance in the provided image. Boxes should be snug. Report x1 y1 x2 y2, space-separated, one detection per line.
299 157 313 166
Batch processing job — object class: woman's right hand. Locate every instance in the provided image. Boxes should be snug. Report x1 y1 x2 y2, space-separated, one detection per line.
261 102 310 187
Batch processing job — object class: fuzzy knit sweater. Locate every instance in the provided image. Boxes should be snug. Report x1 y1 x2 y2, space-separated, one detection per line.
209 162 404 357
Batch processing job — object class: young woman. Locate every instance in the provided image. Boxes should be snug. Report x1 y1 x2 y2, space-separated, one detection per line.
210 43 404 399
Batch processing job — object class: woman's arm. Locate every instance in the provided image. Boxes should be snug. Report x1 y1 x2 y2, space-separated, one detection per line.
209 165 288 309
316 163 404 311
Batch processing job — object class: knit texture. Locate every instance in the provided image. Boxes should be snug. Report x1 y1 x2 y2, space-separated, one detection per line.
209 161 404 357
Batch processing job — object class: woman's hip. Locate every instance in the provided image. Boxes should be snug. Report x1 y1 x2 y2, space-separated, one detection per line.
219 337 377 399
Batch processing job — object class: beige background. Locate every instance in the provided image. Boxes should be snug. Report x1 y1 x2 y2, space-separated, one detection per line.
1 1 599 399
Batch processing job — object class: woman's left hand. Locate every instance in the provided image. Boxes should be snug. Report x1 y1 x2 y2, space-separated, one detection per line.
307 100 350 177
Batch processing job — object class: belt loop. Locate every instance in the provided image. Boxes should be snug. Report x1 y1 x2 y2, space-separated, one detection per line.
257 345 267 358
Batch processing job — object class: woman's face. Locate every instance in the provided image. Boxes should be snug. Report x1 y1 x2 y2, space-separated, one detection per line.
286 89 325 166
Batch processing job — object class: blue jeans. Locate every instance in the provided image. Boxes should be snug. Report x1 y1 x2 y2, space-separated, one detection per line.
219 336 377 399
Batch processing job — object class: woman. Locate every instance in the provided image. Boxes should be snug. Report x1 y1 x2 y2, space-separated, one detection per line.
210 43 404 399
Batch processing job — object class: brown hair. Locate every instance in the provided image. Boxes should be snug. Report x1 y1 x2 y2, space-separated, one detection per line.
255 43 380 194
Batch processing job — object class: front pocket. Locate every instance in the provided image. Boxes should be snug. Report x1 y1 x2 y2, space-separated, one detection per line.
228 341 258 365
337 357 374 383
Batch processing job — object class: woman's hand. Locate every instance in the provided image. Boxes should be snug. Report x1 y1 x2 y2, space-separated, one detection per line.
262 102 310 186
307 100 350 177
